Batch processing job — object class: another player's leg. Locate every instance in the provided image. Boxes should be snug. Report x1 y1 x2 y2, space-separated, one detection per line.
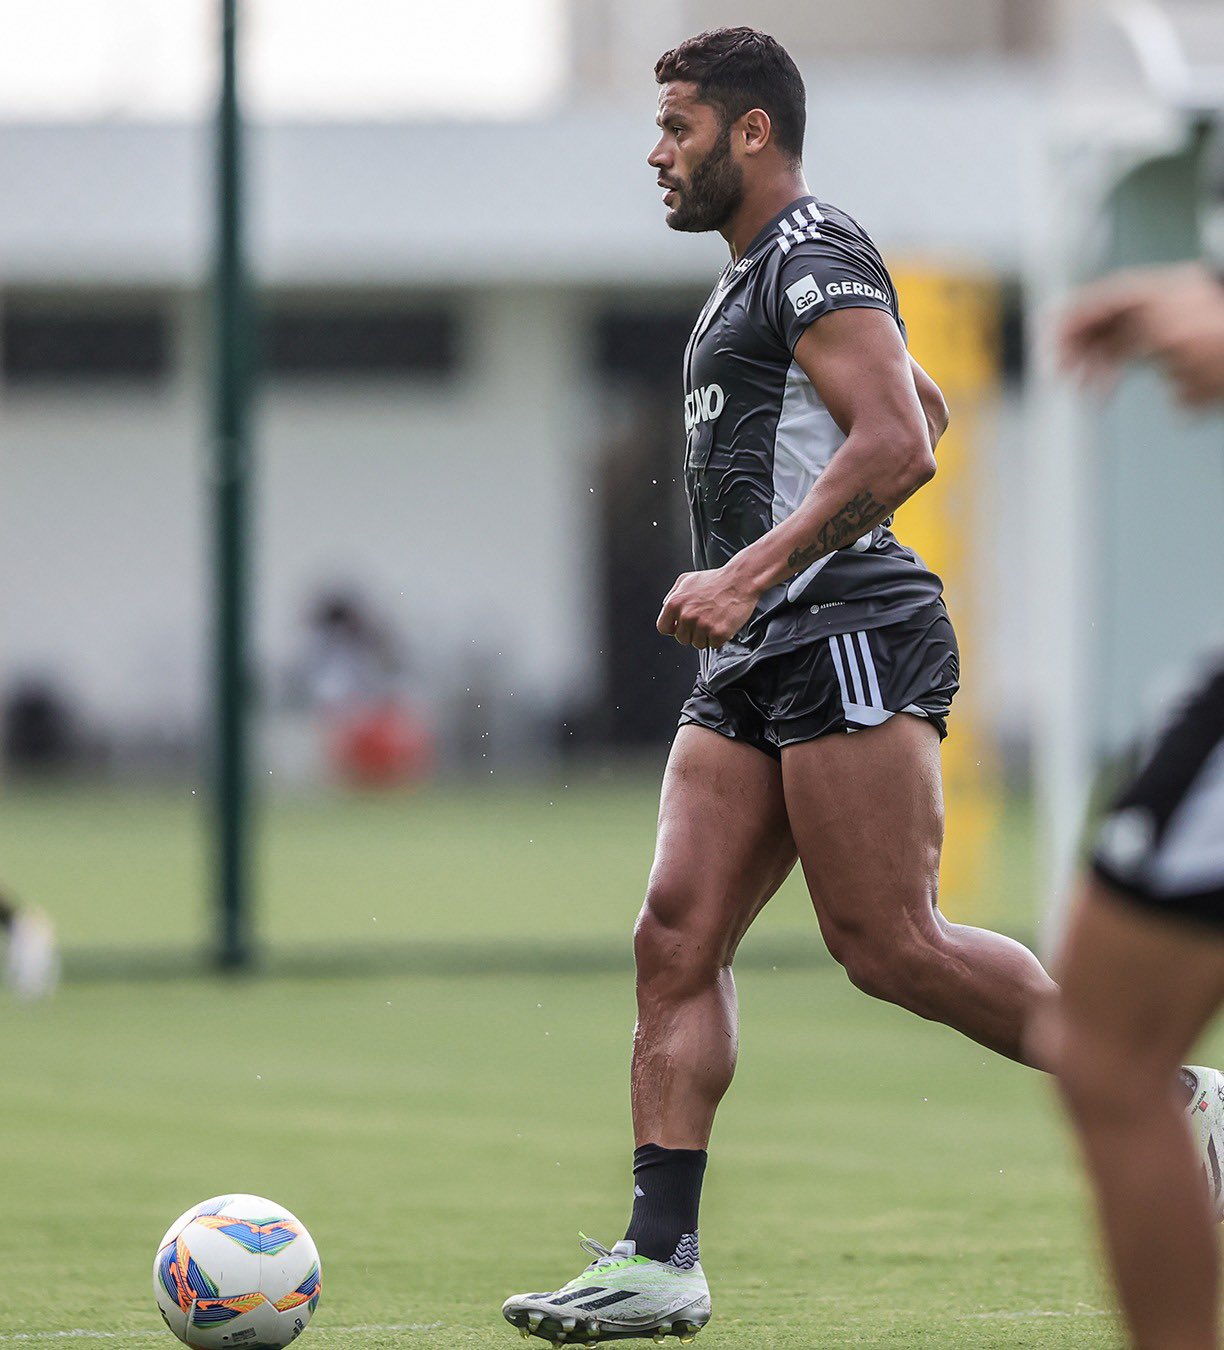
781 713 1056 1065
504 724 795 1344
1053 883 1224 1350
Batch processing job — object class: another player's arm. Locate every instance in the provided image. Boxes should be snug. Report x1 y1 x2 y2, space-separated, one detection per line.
658 308 936 649
1061 263 1224 406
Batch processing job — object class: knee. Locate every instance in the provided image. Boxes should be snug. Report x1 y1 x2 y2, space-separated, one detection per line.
634 877 728 999
829 921 948 1011
1051 1000 1165 1126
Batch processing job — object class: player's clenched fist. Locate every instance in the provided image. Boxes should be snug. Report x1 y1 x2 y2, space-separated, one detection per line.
656 565 760 650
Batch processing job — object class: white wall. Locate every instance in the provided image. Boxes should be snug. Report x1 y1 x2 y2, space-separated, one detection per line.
0 295 204 734
257 286 598 714
0 68 1040 289
0 74 1050 759
0 288 600 749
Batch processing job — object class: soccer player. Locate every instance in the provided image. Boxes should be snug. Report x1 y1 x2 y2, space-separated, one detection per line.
504 30 1208 1346
1043 261 1224 1350
1 891 58 999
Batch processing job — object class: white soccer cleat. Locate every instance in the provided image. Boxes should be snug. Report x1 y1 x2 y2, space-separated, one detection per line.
1184 1065 1224 1219
503 1235 710 1344
5 908 60 1000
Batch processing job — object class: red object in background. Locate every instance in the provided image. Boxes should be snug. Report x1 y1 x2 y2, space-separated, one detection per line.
329 701 435 787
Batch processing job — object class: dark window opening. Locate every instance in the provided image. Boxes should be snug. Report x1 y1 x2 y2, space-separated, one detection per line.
596 311 695 381
3 306 170 383
575 302 706 750
261 306 460 378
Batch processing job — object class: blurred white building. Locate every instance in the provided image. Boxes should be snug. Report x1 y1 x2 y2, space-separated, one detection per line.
0 7 1048 775
570 0 1057 93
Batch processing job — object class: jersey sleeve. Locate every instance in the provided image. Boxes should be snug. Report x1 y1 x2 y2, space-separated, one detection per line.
765 238 899 354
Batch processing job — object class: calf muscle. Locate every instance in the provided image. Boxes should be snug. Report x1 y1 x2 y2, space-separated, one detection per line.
631 726 794 1149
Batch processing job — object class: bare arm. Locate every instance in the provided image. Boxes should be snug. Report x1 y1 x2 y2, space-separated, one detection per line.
1062 263 1224 406
730 311 936 588
910 354 949 451
657 308 937 648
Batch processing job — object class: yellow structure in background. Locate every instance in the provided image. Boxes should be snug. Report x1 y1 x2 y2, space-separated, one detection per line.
892 269 1001 920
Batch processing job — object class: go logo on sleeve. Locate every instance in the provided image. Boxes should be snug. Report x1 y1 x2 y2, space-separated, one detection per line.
685 382 725 432
784 273 824 316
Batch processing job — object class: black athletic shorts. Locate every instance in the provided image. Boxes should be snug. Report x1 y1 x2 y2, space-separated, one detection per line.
1092 658 1224 931
678 600 959 761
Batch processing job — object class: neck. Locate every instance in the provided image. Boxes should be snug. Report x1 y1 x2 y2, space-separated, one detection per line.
722 171 811 260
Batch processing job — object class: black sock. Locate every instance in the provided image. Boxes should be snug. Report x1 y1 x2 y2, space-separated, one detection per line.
623 1143 706 1265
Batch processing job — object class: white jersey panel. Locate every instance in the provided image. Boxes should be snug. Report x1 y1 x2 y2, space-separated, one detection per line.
769 361 843 527
772 361 880 602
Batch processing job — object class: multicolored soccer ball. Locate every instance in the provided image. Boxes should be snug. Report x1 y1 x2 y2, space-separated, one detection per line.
153 1194 322 1348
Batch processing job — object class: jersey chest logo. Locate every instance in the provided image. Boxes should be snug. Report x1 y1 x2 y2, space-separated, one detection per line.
685 382 725 432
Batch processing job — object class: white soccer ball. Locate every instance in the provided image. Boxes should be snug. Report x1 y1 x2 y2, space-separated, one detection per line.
153 1194 322 1348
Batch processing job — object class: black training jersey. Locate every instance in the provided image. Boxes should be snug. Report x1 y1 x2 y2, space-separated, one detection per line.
682 195 944 690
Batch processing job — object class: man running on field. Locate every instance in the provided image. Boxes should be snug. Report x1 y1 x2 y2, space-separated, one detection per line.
504 26 1063 1344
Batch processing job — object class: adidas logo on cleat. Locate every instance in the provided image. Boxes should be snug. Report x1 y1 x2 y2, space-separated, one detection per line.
503 1233 710 1344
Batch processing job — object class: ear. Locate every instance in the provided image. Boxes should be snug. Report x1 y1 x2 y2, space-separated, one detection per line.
739 107 773 157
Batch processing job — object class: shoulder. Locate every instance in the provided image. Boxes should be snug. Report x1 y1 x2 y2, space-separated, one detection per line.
759 202 890 284
753 207 898 349
758 199 881 260
768 200 829 256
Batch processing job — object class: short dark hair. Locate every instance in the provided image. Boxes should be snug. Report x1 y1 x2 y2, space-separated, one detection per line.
655 27 806 163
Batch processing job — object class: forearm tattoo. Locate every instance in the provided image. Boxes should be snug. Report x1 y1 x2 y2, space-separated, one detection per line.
786 489 891 574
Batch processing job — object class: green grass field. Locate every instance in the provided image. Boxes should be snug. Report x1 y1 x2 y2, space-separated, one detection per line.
0 776 1034 971
0 778 1205 1347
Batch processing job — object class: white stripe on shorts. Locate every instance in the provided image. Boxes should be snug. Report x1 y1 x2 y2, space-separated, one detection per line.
828 635 851 706
829 631 892 728
856 631 884 709
841 633 867 705
1150 739 1224 896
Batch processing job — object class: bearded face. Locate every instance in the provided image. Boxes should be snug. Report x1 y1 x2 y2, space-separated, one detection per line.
661 121 745 234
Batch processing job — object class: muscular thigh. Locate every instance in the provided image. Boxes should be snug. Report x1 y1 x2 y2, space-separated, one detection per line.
646 725 796 957
780 714 944 950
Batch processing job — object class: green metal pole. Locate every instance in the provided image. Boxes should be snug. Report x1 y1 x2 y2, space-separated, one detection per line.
212 0 254 970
